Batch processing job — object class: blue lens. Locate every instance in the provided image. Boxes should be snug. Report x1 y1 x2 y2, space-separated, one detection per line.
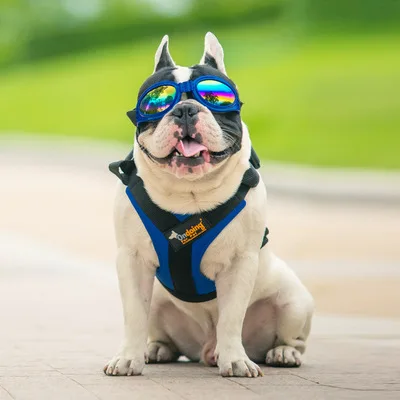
196 80 236 107
139 85 176 115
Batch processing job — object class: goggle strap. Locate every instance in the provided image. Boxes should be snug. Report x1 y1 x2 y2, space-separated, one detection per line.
179 81 192 93
127 109 137 126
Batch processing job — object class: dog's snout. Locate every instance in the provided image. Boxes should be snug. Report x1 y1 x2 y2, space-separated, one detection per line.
172 103 200 119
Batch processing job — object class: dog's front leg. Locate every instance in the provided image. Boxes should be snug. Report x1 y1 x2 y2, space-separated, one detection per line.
104 247 155 376
215 252 263 378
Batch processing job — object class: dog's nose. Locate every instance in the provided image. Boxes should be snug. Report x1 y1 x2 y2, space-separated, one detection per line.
171 103 200 119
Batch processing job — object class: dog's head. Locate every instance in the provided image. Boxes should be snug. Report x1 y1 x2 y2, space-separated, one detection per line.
128 33 243 180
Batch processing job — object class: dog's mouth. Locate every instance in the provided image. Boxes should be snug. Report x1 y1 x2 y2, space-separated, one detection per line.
140 137 232 166
173 138 210 163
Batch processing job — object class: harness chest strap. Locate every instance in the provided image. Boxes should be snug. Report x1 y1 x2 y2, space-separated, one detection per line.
109 153 269 302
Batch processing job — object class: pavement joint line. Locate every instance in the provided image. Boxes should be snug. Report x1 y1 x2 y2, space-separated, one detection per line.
61 373 102 400
0 384 14 400
147 376 189 400
226 376 266 395
290 372 400 392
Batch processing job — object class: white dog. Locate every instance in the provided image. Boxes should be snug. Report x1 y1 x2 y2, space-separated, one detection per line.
104 33 314 378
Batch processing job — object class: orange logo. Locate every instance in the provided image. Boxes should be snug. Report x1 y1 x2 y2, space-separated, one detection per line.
168 218 207 244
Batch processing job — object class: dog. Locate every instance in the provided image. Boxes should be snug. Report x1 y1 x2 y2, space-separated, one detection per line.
104 32 314 378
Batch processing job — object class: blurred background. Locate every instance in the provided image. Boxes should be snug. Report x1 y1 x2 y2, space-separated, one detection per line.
1 0 400 365
0 0 399 167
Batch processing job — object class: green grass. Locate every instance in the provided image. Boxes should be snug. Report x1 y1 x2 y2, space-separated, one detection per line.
0 22 399 169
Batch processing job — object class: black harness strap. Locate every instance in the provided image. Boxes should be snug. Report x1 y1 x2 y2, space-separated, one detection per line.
168 241 197 298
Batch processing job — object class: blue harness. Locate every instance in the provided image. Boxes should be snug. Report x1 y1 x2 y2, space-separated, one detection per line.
109 150 268 302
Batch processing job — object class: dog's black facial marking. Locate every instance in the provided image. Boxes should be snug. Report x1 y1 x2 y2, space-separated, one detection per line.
155 42 175 72
188 119 198 137
212 111 243 154
204 53 219 70
194 132 203 143
210 157 220 165
190 64 243 156
171 102 201 138
176 156 205 167
173 113 199 138
137 120 159 136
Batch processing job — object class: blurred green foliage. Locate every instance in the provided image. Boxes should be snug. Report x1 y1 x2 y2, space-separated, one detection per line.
303 0 400 29
0 0 284 66
0 0 399 169
1 0 399 67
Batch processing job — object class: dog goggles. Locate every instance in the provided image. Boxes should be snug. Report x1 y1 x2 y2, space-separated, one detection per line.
128 75 241 126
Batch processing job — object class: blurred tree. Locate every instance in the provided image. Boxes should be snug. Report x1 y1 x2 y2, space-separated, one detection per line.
0 0 285 66
301 0 400 31
0 0 27 65
0 0 399 68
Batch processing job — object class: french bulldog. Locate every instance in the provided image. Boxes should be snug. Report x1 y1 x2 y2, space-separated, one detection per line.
104 32 314 378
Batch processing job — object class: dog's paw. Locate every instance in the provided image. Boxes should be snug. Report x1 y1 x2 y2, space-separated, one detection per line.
218 357 263 378
201 340 218 367
147 341 178 363
104 355 145 376
266 345 302 368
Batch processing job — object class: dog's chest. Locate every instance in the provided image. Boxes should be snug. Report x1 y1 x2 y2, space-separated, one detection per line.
126 204 242 263
135 211 244 281
119 189 255 302
129 188 250 302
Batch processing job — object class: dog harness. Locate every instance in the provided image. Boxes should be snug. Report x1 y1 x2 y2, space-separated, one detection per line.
109 148 268 303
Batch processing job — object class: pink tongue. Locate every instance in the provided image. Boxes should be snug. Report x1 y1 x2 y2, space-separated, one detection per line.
176 139 207 157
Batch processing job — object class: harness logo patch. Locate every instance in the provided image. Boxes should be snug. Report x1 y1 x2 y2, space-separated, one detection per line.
165 217 211 251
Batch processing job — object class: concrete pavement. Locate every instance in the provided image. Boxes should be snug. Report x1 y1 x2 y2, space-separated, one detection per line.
1 136 399 399
1 233 399 399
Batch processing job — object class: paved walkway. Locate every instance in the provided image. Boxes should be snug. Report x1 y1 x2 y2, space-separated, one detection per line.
1 136 399 399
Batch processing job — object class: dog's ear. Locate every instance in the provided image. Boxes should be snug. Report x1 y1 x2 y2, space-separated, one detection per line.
154 35 176 73
200 32 227 75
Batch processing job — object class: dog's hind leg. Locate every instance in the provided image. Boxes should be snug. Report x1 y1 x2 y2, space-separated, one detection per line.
242 298 277 363
242 290 313 367
265 259 314 367
242 254 314 367
147 299 181 363
147 341 180 363
265 296 313 367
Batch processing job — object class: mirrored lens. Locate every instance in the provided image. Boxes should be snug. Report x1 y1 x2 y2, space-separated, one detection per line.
139 85 176 115
196 80 236 107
